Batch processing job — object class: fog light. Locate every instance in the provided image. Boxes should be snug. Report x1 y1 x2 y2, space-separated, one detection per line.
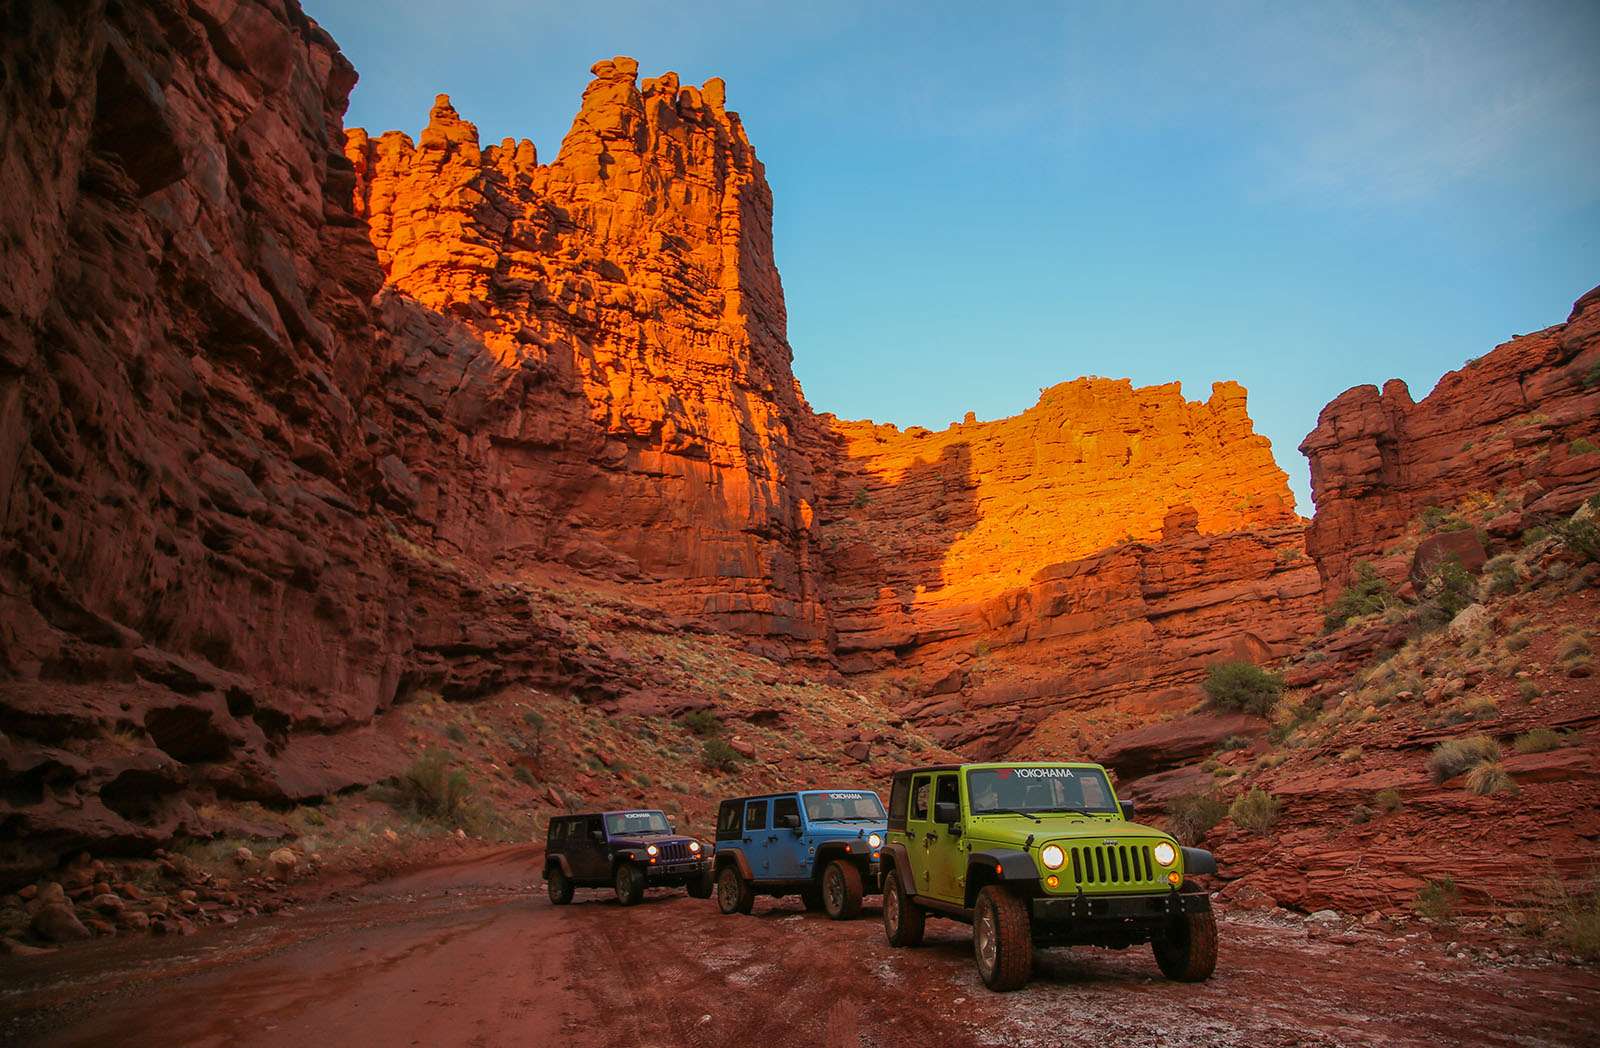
1045 874 1060 888
1168 871 1182 886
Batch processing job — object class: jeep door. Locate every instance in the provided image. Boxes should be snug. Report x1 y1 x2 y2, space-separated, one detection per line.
579 815 608 880
904 773 938 897
768 795 808 879
742 799 771 879
928 773 967 901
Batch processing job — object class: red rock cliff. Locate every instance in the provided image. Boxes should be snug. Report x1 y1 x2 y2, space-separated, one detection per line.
1301 287 1600 595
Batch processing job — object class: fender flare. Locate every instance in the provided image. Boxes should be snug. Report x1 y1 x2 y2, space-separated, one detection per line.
812 841 869 876
714 848 754 881
1181 847 1218 876
544 854 573 879
879 842 917 896
965 850 1038 907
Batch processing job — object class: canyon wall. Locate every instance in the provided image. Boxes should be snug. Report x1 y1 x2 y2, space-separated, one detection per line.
0 0 1327 873
1302 287 1600 596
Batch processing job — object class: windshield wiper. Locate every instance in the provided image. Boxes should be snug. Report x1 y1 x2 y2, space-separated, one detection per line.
1033 807 1095 817
978 807 1041 823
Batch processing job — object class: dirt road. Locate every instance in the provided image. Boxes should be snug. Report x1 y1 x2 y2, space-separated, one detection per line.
2 845 1594 1047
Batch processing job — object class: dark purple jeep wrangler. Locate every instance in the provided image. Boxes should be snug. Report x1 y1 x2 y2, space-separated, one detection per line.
544 810 714 906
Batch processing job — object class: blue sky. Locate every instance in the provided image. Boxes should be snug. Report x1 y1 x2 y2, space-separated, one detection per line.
316 1 1599 512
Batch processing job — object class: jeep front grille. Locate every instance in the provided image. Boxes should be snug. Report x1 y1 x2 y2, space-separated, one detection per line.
1070 843 1156 888
656 841 693 863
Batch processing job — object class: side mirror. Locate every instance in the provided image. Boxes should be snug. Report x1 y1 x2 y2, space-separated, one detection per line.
934 801 960 825
590 829 606 843
1119 800 1136 821
778 813 800 829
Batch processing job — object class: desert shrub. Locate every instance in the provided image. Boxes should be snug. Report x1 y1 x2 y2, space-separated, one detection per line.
1555 517 1600 564
444 724 468 744
1427 735 1500 783
1416 877 1460 922
1585 362 1600 388
1416 558 1476 629
1217 735 1250 752
1338 745 1364 763
1374 788 1403 813
1350 804 1373 825
1557 631 1593 663
1513 728 1562 754
1483 555 1519 596
512 765 537 786
1203 661 1285 716
395 749 475 826
681 709 722 736
700 737 741 772
1324 562 1395 630
1445 696 1498 724
852 489 872 509
1464 761 1518 797
1165 793 1228 845
1228 788 1281 834
1572 438 1599 455
1519 680 1542 700
1503 631 1531 652
1546 878 1600 961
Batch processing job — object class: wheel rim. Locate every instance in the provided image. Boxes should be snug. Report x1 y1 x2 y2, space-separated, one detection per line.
718 870 737 909
825 866 843 911
975 902 997 974
885 882 900 935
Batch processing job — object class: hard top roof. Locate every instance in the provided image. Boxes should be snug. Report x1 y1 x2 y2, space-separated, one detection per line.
718 788 881 804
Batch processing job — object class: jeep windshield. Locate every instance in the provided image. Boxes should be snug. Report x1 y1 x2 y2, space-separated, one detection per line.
802 792 885 823
605 811 672 835
966 767 1118 815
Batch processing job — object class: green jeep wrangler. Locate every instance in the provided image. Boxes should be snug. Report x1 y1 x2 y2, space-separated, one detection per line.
879 762 1218 991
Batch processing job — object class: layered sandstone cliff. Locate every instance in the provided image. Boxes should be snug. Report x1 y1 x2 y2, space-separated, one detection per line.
1301 287 1600 596
0 0 1323 877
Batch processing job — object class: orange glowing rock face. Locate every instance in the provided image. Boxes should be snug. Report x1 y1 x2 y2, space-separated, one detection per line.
343 57 1321 753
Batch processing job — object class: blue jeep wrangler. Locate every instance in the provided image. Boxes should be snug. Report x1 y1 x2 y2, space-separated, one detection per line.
711 790 887 919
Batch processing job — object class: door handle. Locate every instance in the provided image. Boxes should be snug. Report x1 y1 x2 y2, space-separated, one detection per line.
767 836 778 843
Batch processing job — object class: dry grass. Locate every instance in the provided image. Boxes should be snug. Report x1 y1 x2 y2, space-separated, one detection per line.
1464 761 1518 797
1228 788 1282 834
1165 793 1228 845
1513 728 1562 754
1374 788 1403 813
1428 735 1500 783
1416 877 1460 922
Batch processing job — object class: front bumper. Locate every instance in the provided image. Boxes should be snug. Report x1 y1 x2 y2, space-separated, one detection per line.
1032 889 1209 926
644 857 712 882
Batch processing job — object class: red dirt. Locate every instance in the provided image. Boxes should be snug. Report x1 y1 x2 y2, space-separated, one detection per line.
2 846 1593 1048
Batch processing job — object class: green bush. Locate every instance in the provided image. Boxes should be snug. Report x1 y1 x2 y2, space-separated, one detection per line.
1324 562 1395 630
1558 631 1594 663
1584 362 1600 389
1416 876 1460 922
1555 517 1600 564
1202 661 1285 716
1427 735 1500 783
1416 557 1475 629
1165 793 1228 845
1483 555 1519 596
444 724 468 744
682 709 722 736
1374 788 1403 813
1513 728 1562 754
1217 734 1250 751
700 737 742 772
1550 878 1600 961
395 748 475 826
1228 788 1281 834
1572 438 1599 455
512 765 537 786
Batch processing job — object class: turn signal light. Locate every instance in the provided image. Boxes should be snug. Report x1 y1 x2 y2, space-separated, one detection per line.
1045 875 1059 888
1167 871 1182 886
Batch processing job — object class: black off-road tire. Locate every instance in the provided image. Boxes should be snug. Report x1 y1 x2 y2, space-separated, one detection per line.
800 885 825 912
881 872 926 947
822 859 864 920
546 868 574 905
613 863 645 907
686 869 715 899
716 865 755 915
1153 908 1218 982
973 885 1033 992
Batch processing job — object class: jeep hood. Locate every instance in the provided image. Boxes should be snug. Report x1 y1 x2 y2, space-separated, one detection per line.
968 816 1174 848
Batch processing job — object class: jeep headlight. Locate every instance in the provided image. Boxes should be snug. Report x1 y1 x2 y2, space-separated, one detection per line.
1040 844 1066 870
868 833 882 849
688 841 701 853
646 844 659 857
1153 842 1177 867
